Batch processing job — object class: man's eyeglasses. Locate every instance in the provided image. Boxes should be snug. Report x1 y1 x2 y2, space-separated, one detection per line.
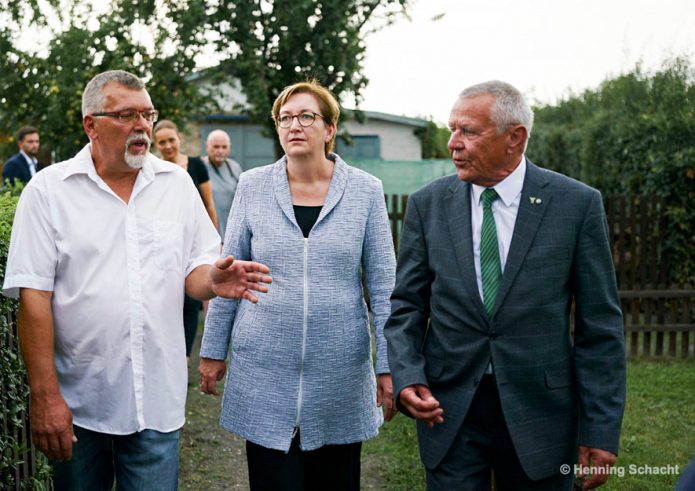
90 109 160 124
275 112 327 128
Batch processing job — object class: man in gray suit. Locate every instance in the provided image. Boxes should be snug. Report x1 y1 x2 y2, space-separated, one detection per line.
384 81 626 490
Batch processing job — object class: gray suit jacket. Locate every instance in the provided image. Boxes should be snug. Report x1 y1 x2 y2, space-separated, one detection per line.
384 160 626 480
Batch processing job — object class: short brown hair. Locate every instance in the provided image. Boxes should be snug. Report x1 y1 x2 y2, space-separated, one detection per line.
17 126 39 142
271 80 340 155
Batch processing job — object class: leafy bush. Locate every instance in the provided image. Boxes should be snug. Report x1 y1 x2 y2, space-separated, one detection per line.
528 58 695 284
0 189 51 489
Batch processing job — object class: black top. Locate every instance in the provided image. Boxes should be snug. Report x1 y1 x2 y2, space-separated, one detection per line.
293 205 322 238
187 156 210 192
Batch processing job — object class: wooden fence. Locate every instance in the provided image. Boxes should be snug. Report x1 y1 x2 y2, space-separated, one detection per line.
385 194 695 358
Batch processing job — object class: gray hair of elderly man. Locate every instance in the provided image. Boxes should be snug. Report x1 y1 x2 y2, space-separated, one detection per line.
459 80 534 150
82 70 146 118
206 129 231 144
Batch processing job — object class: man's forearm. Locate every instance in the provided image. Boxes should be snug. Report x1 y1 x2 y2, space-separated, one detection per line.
19 288 76 460
185 264 215 300
18 289 61 397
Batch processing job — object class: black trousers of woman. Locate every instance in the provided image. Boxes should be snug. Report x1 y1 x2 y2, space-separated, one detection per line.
246 432 361 491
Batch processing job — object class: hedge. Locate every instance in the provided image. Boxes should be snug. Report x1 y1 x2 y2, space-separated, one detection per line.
527 57 695 285
0 186 51 489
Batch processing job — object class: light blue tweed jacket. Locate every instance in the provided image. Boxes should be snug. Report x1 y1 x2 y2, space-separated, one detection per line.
200 154 396 451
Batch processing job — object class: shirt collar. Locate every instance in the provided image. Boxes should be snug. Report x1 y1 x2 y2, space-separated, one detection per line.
20 150 37 165
471 155 527 207
61 143 177 182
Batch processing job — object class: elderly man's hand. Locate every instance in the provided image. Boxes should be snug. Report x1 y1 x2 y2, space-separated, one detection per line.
30 392 77 461
577 445 618 490
199 358 227 396
399 384 444 428
210 256 272 302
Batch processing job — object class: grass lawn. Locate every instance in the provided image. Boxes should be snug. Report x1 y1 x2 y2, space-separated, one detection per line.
363 358 695 490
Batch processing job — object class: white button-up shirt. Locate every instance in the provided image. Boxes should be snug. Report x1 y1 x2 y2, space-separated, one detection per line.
470 156 527 301
20 150 38 176
3 144 220 434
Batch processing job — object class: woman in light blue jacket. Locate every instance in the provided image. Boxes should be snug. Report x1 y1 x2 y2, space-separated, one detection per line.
198 80 397 490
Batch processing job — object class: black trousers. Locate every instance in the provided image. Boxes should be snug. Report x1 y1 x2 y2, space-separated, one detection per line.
426 375 574 491
183 294 201 357
246 433 361 491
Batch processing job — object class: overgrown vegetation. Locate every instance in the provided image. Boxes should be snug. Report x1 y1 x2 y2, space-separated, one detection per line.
415 120 451 159
411 59 695 285
0 188 51 489
528 58 695 285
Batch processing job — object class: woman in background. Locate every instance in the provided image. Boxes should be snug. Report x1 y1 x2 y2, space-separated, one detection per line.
199 80 397 490
154 120 218 360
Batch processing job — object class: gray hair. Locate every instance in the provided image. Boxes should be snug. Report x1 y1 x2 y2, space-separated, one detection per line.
460 80 534 149
206 129 231 144
82 70 145 117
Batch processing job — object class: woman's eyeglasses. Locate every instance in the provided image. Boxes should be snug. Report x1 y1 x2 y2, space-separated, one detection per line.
275 112 326 128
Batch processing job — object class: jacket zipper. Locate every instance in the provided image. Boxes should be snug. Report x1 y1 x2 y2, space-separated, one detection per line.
293 238 309 437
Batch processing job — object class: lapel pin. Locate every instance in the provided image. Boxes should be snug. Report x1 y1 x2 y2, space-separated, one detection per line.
529 197 542 205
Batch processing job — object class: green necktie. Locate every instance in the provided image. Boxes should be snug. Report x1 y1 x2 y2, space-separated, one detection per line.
481 188 501 317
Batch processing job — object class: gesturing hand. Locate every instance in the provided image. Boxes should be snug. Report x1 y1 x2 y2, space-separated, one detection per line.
399 384 444 428
210 256 272 303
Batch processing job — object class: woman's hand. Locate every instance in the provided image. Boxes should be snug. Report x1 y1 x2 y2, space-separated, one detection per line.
376 374 398 422
199 357 227 395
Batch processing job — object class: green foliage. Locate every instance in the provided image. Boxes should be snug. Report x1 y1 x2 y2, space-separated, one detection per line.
202 0 410 156
0 1 213 161
1 0 411 161
0 191 51 489
527 58 695 284
415 120 450 159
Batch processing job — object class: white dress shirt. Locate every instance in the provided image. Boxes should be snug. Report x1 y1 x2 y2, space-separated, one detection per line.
471 156 527 302
3 144 220 434
20 150 37 176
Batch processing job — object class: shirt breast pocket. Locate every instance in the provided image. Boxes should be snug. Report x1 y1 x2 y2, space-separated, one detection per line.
153 220 184 271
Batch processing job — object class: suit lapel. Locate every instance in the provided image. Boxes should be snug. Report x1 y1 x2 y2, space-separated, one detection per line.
492 160 551 316
315 155 348 225
272 157 298 228
444 179 490 323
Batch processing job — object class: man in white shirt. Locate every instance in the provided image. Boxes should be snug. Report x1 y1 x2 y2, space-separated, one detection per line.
2 70 272 491
202 129 243 239
3 126 41 185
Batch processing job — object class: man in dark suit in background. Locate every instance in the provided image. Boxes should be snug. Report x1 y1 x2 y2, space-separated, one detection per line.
384 81 626 490
3 126 41 185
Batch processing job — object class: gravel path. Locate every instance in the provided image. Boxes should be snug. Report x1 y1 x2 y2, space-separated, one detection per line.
179 330 387 490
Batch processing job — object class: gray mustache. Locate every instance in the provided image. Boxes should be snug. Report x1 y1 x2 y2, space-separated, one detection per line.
126 133 151 146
